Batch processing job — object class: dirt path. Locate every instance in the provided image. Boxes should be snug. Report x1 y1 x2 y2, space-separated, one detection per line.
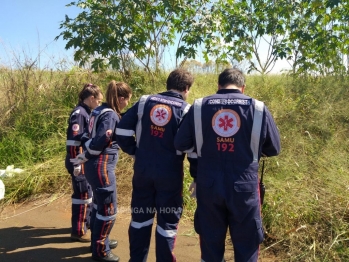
0 194 276 262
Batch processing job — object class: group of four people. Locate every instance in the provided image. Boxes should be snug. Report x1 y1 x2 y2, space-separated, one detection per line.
65 68 281 262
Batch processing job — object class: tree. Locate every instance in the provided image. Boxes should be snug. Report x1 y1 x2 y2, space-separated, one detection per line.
56 0 213 74
204 0 291 74
56 0 349 76
285 0 349 75
181 59 203 73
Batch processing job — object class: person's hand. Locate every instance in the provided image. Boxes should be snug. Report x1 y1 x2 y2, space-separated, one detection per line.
189 182 196 198
73 165 81 176
70 152 88 166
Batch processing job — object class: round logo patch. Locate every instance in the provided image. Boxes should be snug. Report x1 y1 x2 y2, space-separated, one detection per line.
88 116 95 134
72 124 80 132
150 104 172 126
212 109 241 137
106 129 112 138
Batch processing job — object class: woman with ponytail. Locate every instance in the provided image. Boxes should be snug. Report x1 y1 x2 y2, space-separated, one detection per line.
65 83 103 243
70 81 132 262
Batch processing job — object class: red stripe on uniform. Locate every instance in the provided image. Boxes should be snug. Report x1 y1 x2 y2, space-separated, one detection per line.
81 191 88 235
97 221 107 257
77 202 82 235
97 155 104 185
70 146 76 158
103 155 110 185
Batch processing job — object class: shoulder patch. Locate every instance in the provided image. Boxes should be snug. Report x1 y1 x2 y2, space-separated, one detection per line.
72 124 80 132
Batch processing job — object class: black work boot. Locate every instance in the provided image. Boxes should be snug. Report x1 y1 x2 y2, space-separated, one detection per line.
90 239 118 252
92 251 120 262
109 239 118 249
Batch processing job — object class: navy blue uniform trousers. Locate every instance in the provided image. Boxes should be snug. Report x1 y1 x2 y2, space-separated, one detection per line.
68 169 93 236
195 160 264 262
129 151 183 262
84 154 118 258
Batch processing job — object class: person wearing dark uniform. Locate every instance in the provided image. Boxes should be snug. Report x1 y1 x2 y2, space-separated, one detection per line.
65 83 103 242
174 68 281 262
70 81 132 262
115 69 197 262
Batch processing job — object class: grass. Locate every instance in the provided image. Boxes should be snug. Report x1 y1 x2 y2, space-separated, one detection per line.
1 65 349 260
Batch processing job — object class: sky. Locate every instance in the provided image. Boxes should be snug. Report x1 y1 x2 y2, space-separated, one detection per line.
0 1 80 68
0 1 290 73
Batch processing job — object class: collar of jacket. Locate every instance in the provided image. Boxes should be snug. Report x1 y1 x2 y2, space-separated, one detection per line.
158 90 184 100
79 102 92 114
217 89 242 94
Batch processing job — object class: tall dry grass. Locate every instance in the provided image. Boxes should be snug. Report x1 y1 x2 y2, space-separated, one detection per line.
0 62 349 260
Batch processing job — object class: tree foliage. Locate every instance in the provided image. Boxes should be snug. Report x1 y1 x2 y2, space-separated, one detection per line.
57 0 349 75
56 0 213 74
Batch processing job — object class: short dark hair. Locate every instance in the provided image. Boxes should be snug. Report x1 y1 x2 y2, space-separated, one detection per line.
218 68 245 88
166 69 194 92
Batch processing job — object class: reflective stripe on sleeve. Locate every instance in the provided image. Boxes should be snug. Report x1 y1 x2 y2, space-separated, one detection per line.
136 95 149 148
193 98 204 157
183 103 191 115
179 103 191 124
156 225 177 238
187 152 198 159
72 198 92 205
85 139 103 155
96 213 117 221
183 146 195 153
66 140 81 146
115 128 135 136
130 218 154 229
250 100 264 162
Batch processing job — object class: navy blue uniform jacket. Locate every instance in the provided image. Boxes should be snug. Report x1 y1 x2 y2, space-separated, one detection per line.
84 103 120 159
174 89 280 178
65 103 91 171
116 91 197 178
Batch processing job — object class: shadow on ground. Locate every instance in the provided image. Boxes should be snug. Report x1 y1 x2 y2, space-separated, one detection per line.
0 226 93 261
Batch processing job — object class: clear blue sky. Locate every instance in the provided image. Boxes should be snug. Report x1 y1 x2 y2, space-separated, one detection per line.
0 1 80 68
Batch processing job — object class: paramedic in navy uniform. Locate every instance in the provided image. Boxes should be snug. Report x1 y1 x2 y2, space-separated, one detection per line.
115 69 197 262
71 81 132 262
174 68 281 262
65 83 103 242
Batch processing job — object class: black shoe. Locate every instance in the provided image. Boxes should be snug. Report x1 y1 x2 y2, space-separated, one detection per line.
92 252 120 262
109 239 118 249
89 239 118 252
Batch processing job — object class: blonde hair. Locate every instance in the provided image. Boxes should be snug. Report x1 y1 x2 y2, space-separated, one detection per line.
105 81 132 117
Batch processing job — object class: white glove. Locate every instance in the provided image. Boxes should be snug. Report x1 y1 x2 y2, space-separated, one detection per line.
189 182 196 198
73 165 81 176
70 152 88 166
